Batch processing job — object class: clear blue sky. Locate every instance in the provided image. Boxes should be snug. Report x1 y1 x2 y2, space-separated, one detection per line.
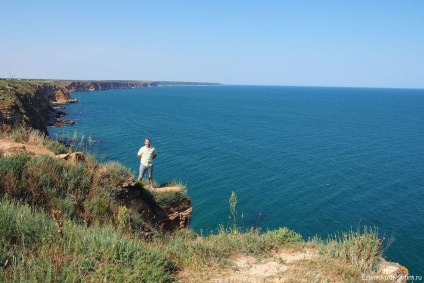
1 0 423 88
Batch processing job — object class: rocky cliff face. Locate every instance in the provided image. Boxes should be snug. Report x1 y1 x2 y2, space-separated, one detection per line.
0 81 77 134
63 81 157 92
118 178 192 232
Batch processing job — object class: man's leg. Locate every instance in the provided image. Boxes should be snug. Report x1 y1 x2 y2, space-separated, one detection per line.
147 165 154 190
138 164 147 181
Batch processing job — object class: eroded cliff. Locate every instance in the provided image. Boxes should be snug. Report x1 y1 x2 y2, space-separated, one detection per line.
0 80 76 134
62 80 157 92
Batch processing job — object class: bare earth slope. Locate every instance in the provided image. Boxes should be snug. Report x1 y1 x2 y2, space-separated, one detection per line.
0 139 55 156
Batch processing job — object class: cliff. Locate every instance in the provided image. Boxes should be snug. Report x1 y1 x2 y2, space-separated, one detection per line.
0 80 77 134
61 80 157 92
0 137 192 233
118 178 192 231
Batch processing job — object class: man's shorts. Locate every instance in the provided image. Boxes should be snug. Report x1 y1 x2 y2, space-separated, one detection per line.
139 164 153 179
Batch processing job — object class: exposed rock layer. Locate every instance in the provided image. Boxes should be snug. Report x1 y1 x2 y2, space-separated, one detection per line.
118 177 192 231
63 81 157 92
0 82 76 134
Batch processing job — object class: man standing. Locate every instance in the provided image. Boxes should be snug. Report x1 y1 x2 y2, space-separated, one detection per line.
137 138 157 190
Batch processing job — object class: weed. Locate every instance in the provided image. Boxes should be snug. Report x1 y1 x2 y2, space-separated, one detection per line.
316 225 392 273
45 139 67 154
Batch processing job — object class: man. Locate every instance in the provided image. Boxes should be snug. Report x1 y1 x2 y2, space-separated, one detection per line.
137 138 157 190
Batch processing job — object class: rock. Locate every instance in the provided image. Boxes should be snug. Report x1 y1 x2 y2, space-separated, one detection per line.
379 260 409 282
58 152 85 163
121 177 137 189
116 177 192 232
69 120 75 125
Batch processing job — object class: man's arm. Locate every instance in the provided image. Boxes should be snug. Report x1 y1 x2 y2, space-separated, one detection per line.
137 148 143 159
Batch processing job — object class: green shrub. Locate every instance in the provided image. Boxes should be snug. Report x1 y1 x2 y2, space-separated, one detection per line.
265 227 303 245
317 226 391 272
0 153 29 197
0 200 55 248
44 139 68 154
152 189 188 209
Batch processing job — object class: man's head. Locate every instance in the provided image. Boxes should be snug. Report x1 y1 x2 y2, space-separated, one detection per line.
145 138 151 148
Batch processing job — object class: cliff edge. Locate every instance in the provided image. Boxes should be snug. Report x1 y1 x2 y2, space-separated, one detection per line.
0 80 77 133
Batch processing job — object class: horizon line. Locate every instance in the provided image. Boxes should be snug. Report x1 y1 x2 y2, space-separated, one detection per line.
1 77 423 91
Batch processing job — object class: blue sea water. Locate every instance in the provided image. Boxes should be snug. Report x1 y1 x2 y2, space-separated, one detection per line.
49 86 424 276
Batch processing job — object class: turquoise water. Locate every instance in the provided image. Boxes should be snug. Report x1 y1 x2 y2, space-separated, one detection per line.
49 86 424 275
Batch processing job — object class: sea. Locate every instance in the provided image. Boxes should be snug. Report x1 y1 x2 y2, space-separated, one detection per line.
49 85 424 276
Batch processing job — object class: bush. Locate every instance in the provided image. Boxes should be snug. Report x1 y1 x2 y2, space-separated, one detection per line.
266 227 303 245
317 226 392 273
0 153 29 197
44 139 67 154
152 189 188 209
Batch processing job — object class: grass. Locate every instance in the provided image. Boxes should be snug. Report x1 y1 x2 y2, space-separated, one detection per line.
315 225 393 273
0 151 133 227
1 125 67 154
0 199 174 283
0 126 397 282
0 127 134 229
0 79 44 108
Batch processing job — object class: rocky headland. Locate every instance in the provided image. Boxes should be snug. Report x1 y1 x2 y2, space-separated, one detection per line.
0 138 192 233
0 80 78 134
61 80 157 92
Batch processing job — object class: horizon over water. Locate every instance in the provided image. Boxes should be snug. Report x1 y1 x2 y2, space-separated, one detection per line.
49 85 424 276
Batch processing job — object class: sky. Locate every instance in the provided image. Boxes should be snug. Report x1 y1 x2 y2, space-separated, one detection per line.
0 0 423 88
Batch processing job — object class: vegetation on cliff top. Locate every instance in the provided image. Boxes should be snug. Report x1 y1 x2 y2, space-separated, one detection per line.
0 126 403 282
0 79 49 107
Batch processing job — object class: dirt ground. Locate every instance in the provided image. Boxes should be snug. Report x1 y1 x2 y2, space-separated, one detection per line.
0 139 55 156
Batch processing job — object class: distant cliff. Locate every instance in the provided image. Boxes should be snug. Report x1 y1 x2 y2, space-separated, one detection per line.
62 80 157 92
60 80 222 92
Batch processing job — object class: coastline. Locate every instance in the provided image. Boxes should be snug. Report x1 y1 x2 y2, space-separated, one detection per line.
0 79 222 134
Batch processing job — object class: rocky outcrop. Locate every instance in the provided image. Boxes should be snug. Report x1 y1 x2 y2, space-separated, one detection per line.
63 81 157 92
117 177 192 231
37 83 77 104
0 81 78 133
58 152 85 163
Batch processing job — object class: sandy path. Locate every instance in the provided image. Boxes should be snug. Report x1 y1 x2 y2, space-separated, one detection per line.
0 139 55 156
